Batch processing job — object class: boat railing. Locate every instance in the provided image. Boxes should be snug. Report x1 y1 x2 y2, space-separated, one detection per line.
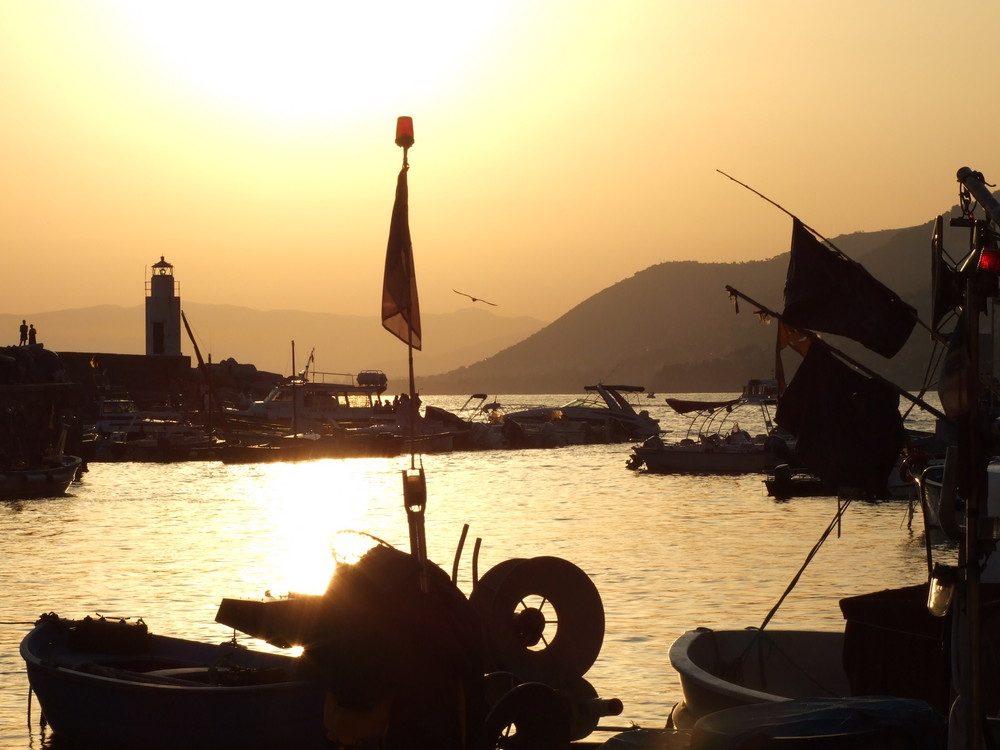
299 371 360 385
298 370 389 390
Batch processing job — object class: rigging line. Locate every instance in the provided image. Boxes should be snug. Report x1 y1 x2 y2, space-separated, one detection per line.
718 169 941 343
726 285 949 422
757 497 854 633
716 169 844 256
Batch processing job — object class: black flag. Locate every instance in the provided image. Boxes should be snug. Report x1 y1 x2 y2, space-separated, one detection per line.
782 219 915 358
381 167 422 349
776 341 904 493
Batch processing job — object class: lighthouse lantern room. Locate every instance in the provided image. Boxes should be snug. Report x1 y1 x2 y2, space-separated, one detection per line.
145 256 181 356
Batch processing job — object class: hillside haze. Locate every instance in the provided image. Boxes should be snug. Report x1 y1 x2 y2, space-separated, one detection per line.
4 197 975 395
0 305 546 384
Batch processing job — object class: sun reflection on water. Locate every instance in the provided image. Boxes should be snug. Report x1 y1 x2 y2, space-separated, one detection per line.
246 459 398 595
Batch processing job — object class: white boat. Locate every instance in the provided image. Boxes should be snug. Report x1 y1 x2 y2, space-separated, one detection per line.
422 394 509 450
226 369 391 431
627 379 795 473
502 384 660 446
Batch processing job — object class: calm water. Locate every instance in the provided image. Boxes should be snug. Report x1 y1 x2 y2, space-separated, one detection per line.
0 394 942 748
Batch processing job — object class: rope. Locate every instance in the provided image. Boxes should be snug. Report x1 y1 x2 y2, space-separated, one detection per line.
758 497 854 632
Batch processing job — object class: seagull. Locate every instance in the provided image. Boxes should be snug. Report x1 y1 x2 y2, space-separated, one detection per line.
453 289 497 306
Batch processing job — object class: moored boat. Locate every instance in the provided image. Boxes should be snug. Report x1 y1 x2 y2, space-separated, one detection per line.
21 612 327 750
667 583 964 735
627 379 795 473
0 453 83 499
503 384 660 446
226 369 392 431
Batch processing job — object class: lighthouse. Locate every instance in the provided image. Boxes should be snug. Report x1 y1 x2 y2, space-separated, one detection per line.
145 256 181 356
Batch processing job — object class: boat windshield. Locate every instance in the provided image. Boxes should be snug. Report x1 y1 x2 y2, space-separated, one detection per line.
560 398 603 410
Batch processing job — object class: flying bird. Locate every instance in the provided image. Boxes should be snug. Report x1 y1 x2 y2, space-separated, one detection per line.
453 289 497 306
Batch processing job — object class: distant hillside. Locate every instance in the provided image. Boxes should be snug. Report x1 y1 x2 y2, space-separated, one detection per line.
4 197 978 397
416 200 975 395
0 304 546 383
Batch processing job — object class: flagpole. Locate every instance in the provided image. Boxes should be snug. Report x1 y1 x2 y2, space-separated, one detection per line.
383 115 427 574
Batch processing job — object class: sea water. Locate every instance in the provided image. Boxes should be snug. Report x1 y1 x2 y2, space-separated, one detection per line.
0 394 943 749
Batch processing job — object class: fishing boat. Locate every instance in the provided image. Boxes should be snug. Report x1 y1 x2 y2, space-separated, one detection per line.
0 453 83 499
502 384 660 447
627 379 795 473
664 167 1000 748
20 612 327 750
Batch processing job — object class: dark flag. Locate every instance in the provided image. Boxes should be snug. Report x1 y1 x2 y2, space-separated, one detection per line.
381 167 422 349
782 218 916 358
776 341 904 494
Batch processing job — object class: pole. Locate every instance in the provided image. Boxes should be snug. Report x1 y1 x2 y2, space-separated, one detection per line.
181 311 229 434
394 118 427 579
953 276 985 750
725 285 949 422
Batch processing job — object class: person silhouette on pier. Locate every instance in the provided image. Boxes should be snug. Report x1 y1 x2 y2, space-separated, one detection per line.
18 320 27 346
28 324 37 346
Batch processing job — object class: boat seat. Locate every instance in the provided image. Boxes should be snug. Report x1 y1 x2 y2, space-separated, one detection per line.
146 666 212 680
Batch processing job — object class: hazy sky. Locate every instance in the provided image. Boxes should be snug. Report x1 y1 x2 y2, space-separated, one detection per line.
3 1 1000 323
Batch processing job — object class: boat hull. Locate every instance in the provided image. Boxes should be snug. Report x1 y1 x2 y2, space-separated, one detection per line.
631 445 779 474
668 628 851 724
0 455 82 499
21 615 326 750
670 586 959 728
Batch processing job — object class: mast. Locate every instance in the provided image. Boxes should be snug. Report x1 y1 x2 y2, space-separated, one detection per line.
950 166 1000 749
180 310 229 435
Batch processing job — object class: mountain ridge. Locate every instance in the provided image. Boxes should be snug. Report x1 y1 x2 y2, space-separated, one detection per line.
3 197 977 395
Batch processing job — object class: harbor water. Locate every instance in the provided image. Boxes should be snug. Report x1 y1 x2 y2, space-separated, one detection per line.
0 394 943 748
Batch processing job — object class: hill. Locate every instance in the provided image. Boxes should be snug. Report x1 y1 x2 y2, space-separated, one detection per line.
416 202 971 395
3 198 975 396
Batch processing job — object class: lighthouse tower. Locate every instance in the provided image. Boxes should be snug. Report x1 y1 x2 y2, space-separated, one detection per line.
145 256 181 356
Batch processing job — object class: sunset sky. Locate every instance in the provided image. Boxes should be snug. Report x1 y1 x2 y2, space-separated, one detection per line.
3 1 1000 324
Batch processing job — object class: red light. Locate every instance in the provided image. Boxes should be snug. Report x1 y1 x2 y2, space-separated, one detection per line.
395 116 414 148
979 247 1000 273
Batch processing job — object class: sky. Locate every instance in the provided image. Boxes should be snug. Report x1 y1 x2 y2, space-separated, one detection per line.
3 1 1000 324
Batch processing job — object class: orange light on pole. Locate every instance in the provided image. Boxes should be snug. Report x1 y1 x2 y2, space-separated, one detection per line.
395 116 414 149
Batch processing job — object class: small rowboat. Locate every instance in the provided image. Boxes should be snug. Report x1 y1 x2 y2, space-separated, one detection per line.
0 454 82 499
21 613 326 750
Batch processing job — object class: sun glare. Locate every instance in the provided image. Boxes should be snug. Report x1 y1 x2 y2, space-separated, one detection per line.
112 2 508 122
253 462 375 593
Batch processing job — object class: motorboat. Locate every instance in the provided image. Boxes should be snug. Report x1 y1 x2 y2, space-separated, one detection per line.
84 394 217 461
21 612 327 750
502 384 660 446
422 394 509 450
627 379 795 473
225 369 391 432
0 454 83 499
